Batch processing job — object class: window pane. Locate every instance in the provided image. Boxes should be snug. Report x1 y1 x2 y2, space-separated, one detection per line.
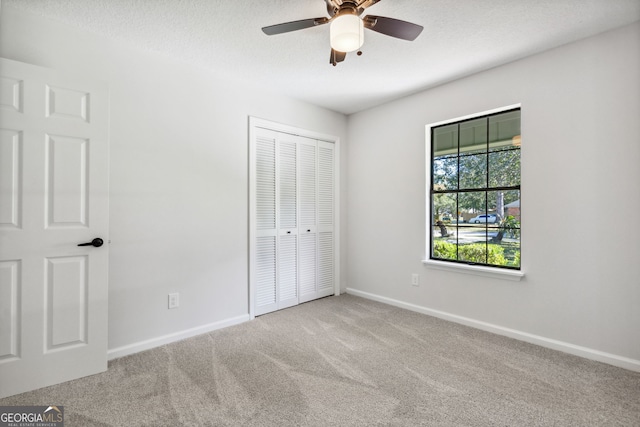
459 191 486 221
432 239 457 261
503 190 520 222
489 189 519 221
487 190 501 221
488 110 520 152
488 108 521 189
432 192 458 261
432 192 457 227
459 153 487 190
433 124 458 157
484 190 520 267
433 155 458 190
502 189 521 267
459 118 487 154
491 212 520 268
459 192 491 265
495 239 520 268
488 147 520 188
457 242 487 264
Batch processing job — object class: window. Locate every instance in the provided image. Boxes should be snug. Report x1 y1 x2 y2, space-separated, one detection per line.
428 107 521 270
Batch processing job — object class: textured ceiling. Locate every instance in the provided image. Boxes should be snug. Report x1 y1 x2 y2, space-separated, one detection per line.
4 0 640 114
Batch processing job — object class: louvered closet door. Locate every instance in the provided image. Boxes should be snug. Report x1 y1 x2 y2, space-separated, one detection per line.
254 130 278 315
254 130 308 315
276 134 299 310
316 141 335 298
299 139 334 303
251 122 336 316
298 139 317 303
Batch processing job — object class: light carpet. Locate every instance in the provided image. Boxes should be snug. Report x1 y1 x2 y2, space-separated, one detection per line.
1 294 639 426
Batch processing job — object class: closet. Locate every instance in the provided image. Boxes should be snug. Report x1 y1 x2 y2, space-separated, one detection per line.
249 119 337 316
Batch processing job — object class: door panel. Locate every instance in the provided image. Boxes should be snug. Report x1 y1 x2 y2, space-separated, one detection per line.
278 233 298 308
0 260 20 362
46 255 88 349
255 235 277 311
299 142 316 229
278 139 297 230
0 129 21 229
46 84 90 122
318 141 335 230
255 134 277 231
298 232 316 301
318 232 334 294
45 135 89 227
0 58 109 398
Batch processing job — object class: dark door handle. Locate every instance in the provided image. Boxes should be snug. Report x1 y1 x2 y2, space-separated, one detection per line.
78 238 104 247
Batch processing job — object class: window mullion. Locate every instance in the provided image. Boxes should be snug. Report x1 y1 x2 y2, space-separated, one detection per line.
485 116 490 264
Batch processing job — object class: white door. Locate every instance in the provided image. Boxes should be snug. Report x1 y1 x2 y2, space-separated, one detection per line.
0 58 109 398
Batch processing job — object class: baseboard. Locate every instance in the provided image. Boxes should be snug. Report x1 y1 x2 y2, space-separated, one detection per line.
345 288 640 373
107 314 251 361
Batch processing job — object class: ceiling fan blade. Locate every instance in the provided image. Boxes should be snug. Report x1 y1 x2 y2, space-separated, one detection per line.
330 49 347 66
363 15 423 41
357 0 382 14
262 17 329 35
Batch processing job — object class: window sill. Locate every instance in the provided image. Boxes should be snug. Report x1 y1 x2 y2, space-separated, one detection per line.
422 259 524 281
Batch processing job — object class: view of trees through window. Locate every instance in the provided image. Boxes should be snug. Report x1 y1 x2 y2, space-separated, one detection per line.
430 108 521 269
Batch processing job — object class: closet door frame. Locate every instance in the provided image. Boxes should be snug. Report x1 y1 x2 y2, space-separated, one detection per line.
248 117 340 319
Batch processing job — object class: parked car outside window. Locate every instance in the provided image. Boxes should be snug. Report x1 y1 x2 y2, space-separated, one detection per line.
469 214 497 224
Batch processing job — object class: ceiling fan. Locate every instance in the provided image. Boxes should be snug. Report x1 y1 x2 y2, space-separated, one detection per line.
262 0 424 66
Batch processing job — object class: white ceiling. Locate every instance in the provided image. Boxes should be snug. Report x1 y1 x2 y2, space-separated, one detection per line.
4 0 640 114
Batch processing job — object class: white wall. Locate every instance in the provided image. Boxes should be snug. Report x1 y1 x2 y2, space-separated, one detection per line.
347 22 640 368
0 5 348 354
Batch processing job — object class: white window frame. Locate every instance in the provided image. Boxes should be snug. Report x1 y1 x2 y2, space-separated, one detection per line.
423 104 524 281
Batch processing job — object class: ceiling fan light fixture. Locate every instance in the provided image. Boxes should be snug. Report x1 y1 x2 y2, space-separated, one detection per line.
330 13 364 53
261 0 424 66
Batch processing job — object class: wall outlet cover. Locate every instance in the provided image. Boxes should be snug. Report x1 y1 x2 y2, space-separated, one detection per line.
168 293 179 309
411 274 420 287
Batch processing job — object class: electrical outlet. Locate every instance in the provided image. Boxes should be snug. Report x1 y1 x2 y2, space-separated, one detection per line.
411 273 420 287
168 293 179 309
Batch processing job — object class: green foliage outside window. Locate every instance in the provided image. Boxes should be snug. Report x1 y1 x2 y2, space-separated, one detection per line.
433 240 520 267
